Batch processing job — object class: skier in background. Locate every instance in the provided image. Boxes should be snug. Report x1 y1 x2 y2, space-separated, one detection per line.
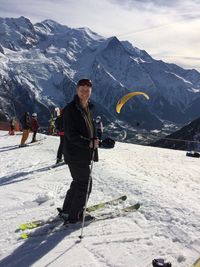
55 108 64 164
49 115 56 135
31 113 39 143
95 116 103 144
9 118 15 135
19 112 31 147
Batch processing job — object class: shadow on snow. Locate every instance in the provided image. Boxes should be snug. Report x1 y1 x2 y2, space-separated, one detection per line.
0 163 66 186
0 222 84 267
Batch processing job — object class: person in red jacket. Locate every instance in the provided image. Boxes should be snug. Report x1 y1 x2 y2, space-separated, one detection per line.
55 109 64 164
31 113 39 143
9 118 15 135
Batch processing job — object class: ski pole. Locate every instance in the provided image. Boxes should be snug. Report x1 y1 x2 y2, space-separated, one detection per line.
79 147 96 240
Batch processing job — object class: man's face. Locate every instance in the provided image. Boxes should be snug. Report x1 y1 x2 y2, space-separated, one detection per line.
77 85 92 102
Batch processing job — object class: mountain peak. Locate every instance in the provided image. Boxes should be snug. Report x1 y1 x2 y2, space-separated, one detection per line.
77 27 105 42
121 40 152 61
41 19 65 28
105 36 125 52
37 19 69 33
108 36 121 46
0 16 36 50
0 16 33 31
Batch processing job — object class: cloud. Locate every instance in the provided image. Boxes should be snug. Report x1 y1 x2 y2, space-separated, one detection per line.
0 0 199 71
108 0 196 10
156 55 200 71
0 0 78 22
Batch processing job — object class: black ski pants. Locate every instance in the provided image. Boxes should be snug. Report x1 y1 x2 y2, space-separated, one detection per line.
62 162 92 222
57 136 64 160
31 131 37 142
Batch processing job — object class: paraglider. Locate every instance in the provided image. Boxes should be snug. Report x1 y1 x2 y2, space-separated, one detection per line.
116 91 150 113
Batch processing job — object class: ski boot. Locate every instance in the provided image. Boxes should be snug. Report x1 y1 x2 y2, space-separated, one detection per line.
57 208 69 223
56 158 63 164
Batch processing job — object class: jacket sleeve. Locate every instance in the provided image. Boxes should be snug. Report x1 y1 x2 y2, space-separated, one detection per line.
55 118 59 131
64 107 90 148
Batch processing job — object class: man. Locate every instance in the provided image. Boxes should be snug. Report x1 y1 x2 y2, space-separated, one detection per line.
55 108 64 164
61 79 99 224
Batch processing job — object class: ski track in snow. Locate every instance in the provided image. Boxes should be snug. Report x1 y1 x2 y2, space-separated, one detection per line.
0 131 200 267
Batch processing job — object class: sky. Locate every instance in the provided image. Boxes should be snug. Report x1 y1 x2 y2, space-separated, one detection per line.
0 0 200 71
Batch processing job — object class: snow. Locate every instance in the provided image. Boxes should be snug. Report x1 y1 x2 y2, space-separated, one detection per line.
165 71 193 85
78 27 105 42
0 131 199 267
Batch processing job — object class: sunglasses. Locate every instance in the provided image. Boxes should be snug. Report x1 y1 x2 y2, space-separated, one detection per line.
77 79 92 87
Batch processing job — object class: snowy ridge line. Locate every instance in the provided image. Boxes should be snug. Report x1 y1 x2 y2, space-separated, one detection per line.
120 129 200 145
134 132 200 144
155 137 200 144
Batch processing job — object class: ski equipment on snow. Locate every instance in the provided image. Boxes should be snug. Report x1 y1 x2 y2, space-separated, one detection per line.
18 202 140 239
192 257 200 267
16 195 127 231
51 162 65 168
86 195 127 212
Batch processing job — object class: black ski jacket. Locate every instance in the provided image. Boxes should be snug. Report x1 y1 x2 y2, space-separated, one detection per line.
63 95 98 164
20 112 31 130
55 115 64 133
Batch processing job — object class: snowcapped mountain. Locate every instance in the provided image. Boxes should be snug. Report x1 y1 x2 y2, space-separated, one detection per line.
0 16 200 130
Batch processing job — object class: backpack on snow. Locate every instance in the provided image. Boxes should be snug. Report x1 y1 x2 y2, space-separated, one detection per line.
186 151 200 158
101 137 115 148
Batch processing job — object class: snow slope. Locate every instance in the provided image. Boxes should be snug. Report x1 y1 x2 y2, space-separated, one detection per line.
0 131 199 267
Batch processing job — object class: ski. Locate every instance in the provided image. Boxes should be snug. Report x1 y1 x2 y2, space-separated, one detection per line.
86 195 127 212
96 202 140 220
28 141 43 146
19 141 42 148
16 195 127 231
51 162 65 169
192 257 200 267
19 202 140 239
